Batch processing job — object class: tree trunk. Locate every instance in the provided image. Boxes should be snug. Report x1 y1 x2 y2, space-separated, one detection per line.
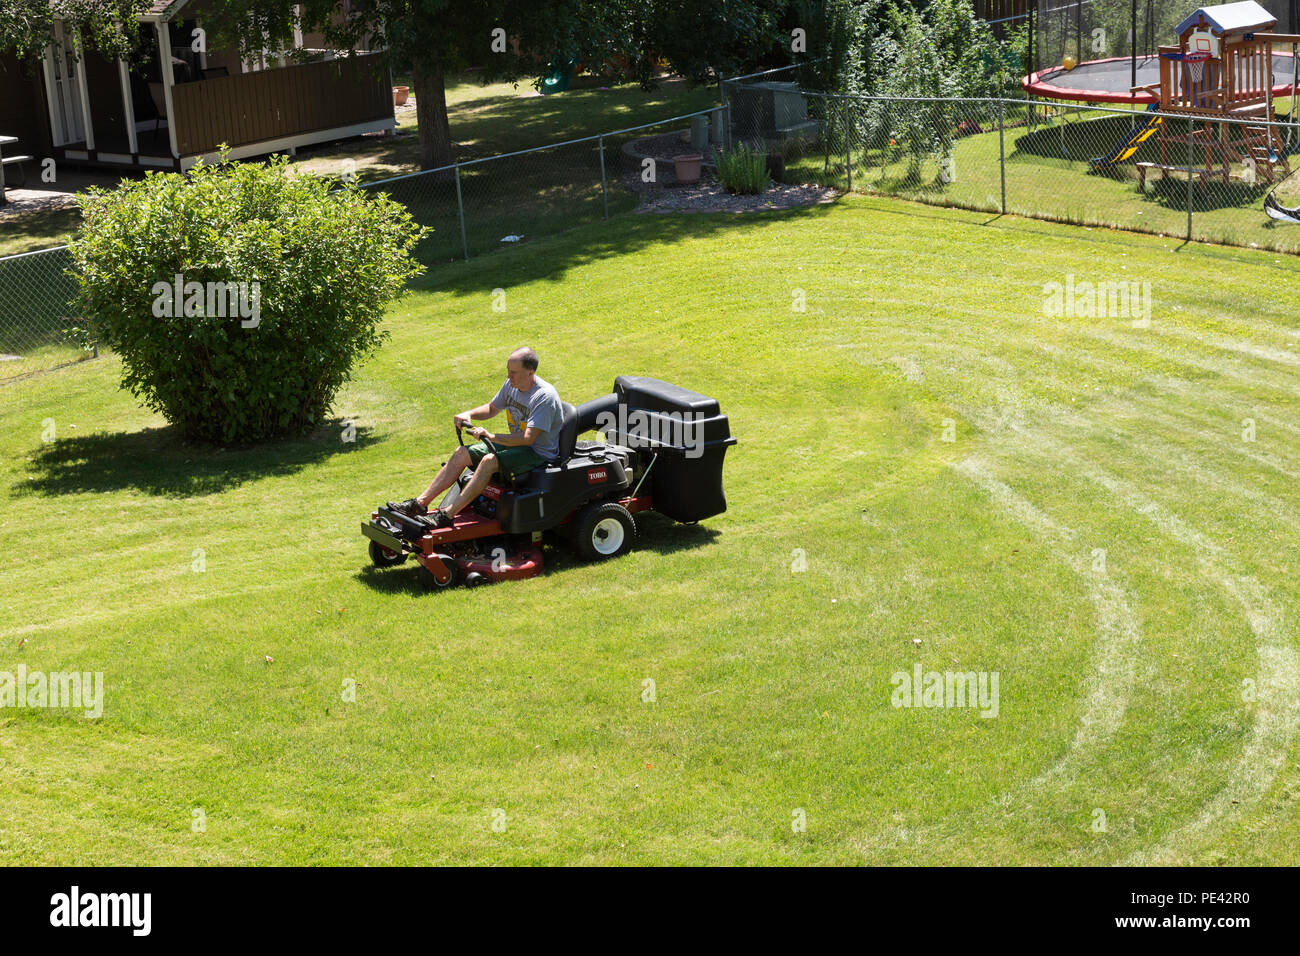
411 57 453 172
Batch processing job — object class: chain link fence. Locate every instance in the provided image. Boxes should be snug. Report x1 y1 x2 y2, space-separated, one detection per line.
0 106 727 377
8 88 1300 378
0 244 85 380
360 107 728 263
722 71 1300 254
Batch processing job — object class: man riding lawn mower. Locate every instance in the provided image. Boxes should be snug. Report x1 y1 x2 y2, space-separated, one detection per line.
388 347 564 528
363 348 737 589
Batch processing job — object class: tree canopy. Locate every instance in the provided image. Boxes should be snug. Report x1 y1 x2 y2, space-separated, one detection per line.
1 0 150 62
0 1 1008 170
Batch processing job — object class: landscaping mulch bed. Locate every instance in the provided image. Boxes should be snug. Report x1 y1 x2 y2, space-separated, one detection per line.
622 129 839 213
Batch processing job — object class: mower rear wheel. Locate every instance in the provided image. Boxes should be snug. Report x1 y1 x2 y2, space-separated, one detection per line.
573 501 636 561
369 540 407 567
418 554 460 590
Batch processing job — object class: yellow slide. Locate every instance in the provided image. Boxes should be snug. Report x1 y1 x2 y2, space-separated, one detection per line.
1089 107 1163 170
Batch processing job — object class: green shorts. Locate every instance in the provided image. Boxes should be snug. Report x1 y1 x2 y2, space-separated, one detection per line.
466 441 547 479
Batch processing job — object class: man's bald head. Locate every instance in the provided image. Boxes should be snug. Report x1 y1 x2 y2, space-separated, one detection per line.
506 347 539 392
510 347 539 371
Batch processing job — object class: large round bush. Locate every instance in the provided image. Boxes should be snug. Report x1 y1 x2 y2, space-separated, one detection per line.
71 154 427 443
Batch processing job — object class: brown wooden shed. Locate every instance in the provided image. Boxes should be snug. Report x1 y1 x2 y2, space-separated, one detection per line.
28 0 394 172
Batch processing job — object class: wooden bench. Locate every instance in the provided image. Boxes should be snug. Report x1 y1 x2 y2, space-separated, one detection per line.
1136 161 1221 190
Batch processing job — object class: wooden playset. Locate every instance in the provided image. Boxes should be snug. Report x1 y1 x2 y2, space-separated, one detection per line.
1133 1 1300 188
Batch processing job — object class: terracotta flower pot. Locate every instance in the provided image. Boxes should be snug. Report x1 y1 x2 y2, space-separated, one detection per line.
674 153 703 185
392 86 410 106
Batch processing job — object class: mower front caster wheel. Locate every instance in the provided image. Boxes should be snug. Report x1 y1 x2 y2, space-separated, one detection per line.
573 501 636 561
418 554 460 590
369 540 408 567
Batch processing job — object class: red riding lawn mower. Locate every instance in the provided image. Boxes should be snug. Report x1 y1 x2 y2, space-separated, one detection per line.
361 376 736 589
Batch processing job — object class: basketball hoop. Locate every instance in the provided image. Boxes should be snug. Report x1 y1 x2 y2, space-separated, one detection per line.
1177 50 1211 85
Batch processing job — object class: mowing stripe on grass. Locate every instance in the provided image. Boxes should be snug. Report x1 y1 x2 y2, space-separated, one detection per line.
1130 643 1300 864
880 321 1298 860
978 419 1300 858
955 456 1142 786
932 336 1300 484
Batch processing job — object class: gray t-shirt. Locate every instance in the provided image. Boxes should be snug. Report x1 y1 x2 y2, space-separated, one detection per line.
491 375 563 460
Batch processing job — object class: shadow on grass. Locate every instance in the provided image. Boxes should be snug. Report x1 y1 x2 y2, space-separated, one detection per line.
13 418 380 498
1140 175 1274 213
0 204 82 257
411 199 841 298
848 189 1297 263
295 129 427 184
437 76 714 157
1016 114 1158 165
296 76 711 187
352 510 721 593
1019 112 1300 170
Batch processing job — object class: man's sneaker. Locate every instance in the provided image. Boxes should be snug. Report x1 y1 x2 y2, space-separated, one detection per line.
426 508 455 529
388 498 428 517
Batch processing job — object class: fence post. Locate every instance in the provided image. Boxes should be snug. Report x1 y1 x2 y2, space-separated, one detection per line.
1186 118 1194 242
454 164 469 261
599 136 609 220
998 97 1007 215
720 79 731 151
844 97 852 193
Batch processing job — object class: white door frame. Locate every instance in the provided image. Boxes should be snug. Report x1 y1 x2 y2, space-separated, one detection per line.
71 27 95 151
156 21 181 159
117 57 139 155
43 21 87 146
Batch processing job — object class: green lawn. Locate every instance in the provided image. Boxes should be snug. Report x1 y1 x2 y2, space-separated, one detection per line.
2 196 1299 864
0 205 81 259
439 73 717 153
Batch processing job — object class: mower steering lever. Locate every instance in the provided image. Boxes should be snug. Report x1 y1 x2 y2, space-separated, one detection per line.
457 422 498 453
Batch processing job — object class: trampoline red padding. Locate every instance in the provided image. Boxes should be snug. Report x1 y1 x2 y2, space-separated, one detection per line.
1022 52 1300 104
